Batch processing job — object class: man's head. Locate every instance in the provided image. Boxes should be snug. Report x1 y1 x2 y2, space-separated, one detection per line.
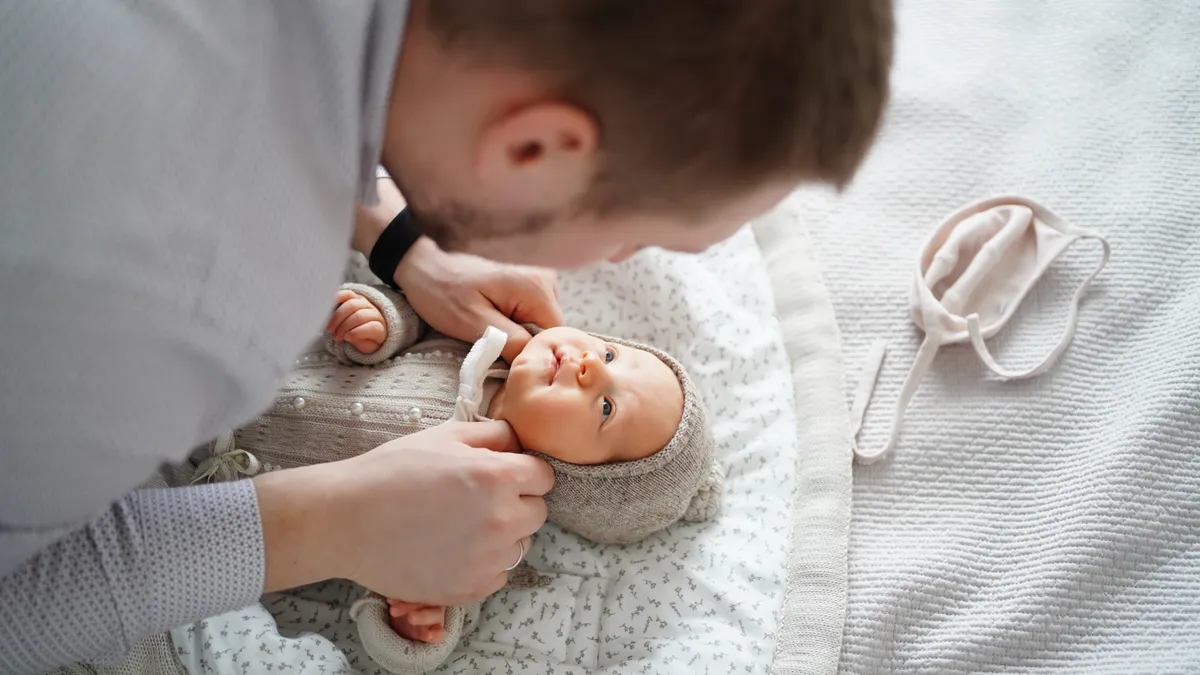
382 0 894 268
490 326 682 465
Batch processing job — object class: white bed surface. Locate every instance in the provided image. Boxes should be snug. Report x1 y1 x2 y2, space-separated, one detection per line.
787 0 1200 672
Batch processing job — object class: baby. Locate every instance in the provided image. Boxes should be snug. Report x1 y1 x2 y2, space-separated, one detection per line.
194 281 722 674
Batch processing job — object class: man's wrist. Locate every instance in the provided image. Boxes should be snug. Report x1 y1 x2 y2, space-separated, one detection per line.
255 465 349 591
393 235 440 290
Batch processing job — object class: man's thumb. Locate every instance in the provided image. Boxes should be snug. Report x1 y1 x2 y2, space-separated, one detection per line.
451 419 522 454
510 293 565 331
486 312 533 363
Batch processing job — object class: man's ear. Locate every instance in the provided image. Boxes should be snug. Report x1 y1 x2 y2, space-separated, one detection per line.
683 459 725 523
475 102 597 213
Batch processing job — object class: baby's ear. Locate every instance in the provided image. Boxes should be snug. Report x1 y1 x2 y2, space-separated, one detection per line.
682 459 725 523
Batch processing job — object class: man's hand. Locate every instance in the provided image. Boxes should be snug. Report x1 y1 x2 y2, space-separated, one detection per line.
327 289 387 354
353 179 563 362
396 237 563 362
255 420 553 606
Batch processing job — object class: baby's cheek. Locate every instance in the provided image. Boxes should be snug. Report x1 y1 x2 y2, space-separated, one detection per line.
514 408 582 461
512 415 568 458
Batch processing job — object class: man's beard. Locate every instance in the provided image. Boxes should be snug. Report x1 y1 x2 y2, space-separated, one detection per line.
408 199 557 253
393 176 562 252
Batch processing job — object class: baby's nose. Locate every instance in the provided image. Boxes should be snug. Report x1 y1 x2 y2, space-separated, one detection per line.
577 351 607 385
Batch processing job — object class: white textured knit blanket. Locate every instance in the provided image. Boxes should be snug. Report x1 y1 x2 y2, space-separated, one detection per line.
786 0 1200 672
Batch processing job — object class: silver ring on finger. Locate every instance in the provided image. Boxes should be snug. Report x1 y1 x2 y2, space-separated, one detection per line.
504 539 526 571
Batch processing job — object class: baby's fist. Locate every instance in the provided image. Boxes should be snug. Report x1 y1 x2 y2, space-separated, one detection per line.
328 289 387 354
386 599 447 644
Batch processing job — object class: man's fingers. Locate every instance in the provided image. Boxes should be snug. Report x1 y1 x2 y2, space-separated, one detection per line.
504 456 555 497
480 571 510 600
510 274 564 329
479 308 533 363
451 420 554 494
468 300 535 360
448 419 522 454
517 496 550 537
447 420 553 492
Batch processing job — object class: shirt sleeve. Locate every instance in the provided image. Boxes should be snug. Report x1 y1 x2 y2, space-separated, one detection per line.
0 482 264 675
0 262 275 673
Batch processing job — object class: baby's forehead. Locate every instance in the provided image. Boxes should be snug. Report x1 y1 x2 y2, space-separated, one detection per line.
624 346 680 388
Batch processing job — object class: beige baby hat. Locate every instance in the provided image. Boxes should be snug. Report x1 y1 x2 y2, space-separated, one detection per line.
535 333 724 545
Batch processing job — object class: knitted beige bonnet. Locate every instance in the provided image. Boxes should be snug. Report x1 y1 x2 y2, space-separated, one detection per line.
532 332 723 545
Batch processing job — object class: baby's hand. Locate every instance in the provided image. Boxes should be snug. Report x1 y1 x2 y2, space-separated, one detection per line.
328 289 387 354
386 599 447 643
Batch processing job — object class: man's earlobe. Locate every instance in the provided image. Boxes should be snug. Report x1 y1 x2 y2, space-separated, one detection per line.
476 102 598 211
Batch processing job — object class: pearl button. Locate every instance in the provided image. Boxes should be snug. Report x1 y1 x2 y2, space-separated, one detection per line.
409 406 422 421
292 397 306 410
350 402 365 416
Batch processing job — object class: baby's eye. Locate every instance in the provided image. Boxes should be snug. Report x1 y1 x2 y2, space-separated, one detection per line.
601 398 613 422
604 349 615 364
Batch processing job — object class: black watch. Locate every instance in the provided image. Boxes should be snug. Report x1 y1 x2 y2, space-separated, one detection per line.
368 207 423 290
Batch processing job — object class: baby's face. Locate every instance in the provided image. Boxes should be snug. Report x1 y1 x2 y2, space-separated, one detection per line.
490 327 683 465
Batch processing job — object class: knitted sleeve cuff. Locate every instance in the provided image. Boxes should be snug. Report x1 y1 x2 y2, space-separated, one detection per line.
351 593 480 675
326 283 424 364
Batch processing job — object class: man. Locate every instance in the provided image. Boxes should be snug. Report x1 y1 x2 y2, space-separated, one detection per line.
0 1 892 671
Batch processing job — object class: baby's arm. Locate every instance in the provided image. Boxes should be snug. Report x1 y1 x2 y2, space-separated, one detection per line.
324 283 425 364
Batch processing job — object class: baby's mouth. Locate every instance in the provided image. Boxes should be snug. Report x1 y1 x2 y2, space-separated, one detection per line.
548 351 560 385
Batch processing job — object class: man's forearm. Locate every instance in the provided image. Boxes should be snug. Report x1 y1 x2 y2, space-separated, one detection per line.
0 483 265 674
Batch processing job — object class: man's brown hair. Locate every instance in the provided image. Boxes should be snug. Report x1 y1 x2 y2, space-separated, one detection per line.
426 0 894 215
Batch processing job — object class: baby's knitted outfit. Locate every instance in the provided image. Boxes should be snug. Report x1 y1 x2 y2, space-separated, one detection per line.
195 283 470 477
191 283 722 675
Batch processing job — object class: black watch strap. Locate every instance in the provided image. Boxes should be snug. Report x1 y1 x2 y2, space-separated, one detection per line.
368 207 423 290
